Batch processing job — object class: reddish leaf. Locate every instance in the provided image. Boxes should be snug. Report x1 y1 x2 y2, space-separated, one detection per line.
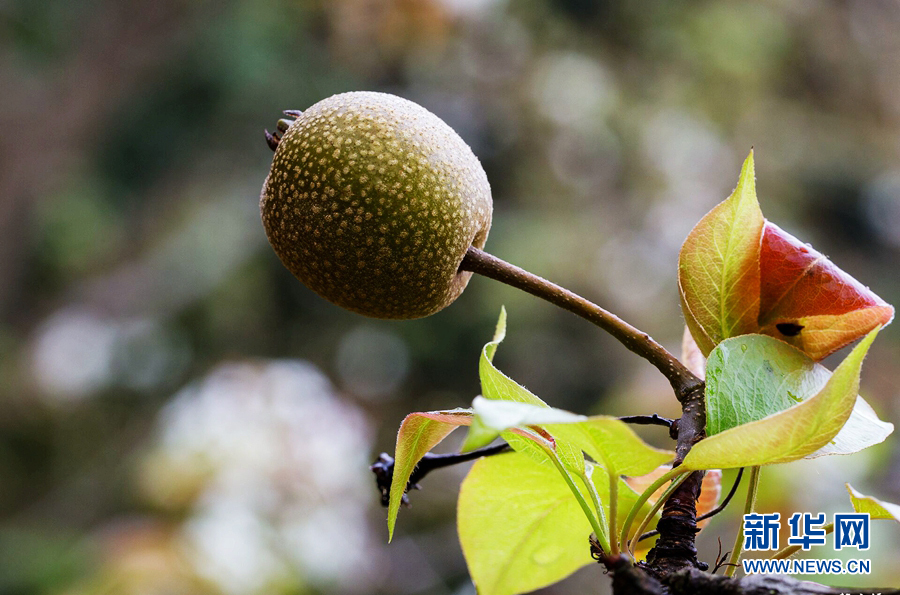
681 326 706 380
678 154 893 360
758 222 894 360
695 469 722 528
388 410 474 540
387 408 559 540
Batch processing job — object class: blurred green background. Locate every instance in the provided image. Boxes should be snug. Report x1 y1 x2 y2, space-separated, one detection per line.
2 0 900 593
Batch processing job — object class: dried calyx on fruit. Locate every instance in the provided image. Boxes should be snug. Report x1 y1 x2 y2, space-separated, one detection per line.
261 92 493 319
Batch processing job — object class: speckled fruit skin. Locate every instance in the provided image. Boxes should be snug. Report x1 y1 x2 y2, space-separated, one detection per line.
261 92 492 319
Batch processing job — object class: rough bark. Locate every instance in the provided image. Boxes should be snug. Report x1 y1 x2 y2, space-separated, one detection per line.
664 568 899 595
643 381 708 578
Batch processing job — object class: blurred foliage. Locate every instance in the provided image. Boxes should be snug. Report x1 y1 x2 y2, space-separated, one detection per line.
1 0 900 593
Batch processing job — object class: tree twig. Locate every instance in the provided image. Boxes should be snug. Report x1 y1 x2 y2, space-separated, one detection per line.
643 382 708 576
459 247 703 401
370 443 511 507
459 245 709 579
619 414 676 429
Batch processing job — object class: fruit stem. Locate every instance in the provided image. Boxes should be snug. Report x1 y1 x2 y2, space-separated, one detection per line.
264 111 302 152
460 247 703 401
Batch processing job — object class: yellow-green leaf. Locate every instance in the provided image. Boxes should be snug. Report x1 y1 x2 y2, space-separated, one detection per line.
475 308 585 471
480 307 549 408
678 152 764 355
846 484 900 523
683 328 879 470
703 334 892 458
458 452 594 595
545 417 674 477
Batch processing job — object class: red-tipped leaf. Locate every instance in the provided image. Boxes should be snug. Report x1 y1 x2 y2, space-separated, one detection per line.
758 222 894 360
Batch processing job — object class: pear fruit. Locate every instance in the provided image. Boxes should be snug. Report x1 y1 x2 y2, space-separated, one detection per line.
261 92 492 319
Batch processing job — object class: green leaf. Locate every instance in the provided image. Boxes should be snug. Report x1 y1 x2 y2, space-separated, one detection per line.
704 334 892 458
846 484 900 523
480 307 550 407
458 451 594 595
461 412 503 453
466 397 586 470
474 308 585 472
683 328 880 470
546 417 674 477
678 152 765 355
387 409 473 541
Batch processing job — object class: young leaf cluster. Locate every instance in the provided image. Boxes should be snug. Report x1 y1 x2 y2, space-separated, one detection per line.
383 153 896 594
678 152 893 360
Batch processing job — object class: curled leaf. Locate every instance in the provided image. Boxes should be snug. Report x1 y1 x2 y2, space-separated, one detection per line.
677 153 893 361
471 395 586 429
703 334 892 459
758 222 894 360
466 395 674 478
683 328 880 470
545 417 674 478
